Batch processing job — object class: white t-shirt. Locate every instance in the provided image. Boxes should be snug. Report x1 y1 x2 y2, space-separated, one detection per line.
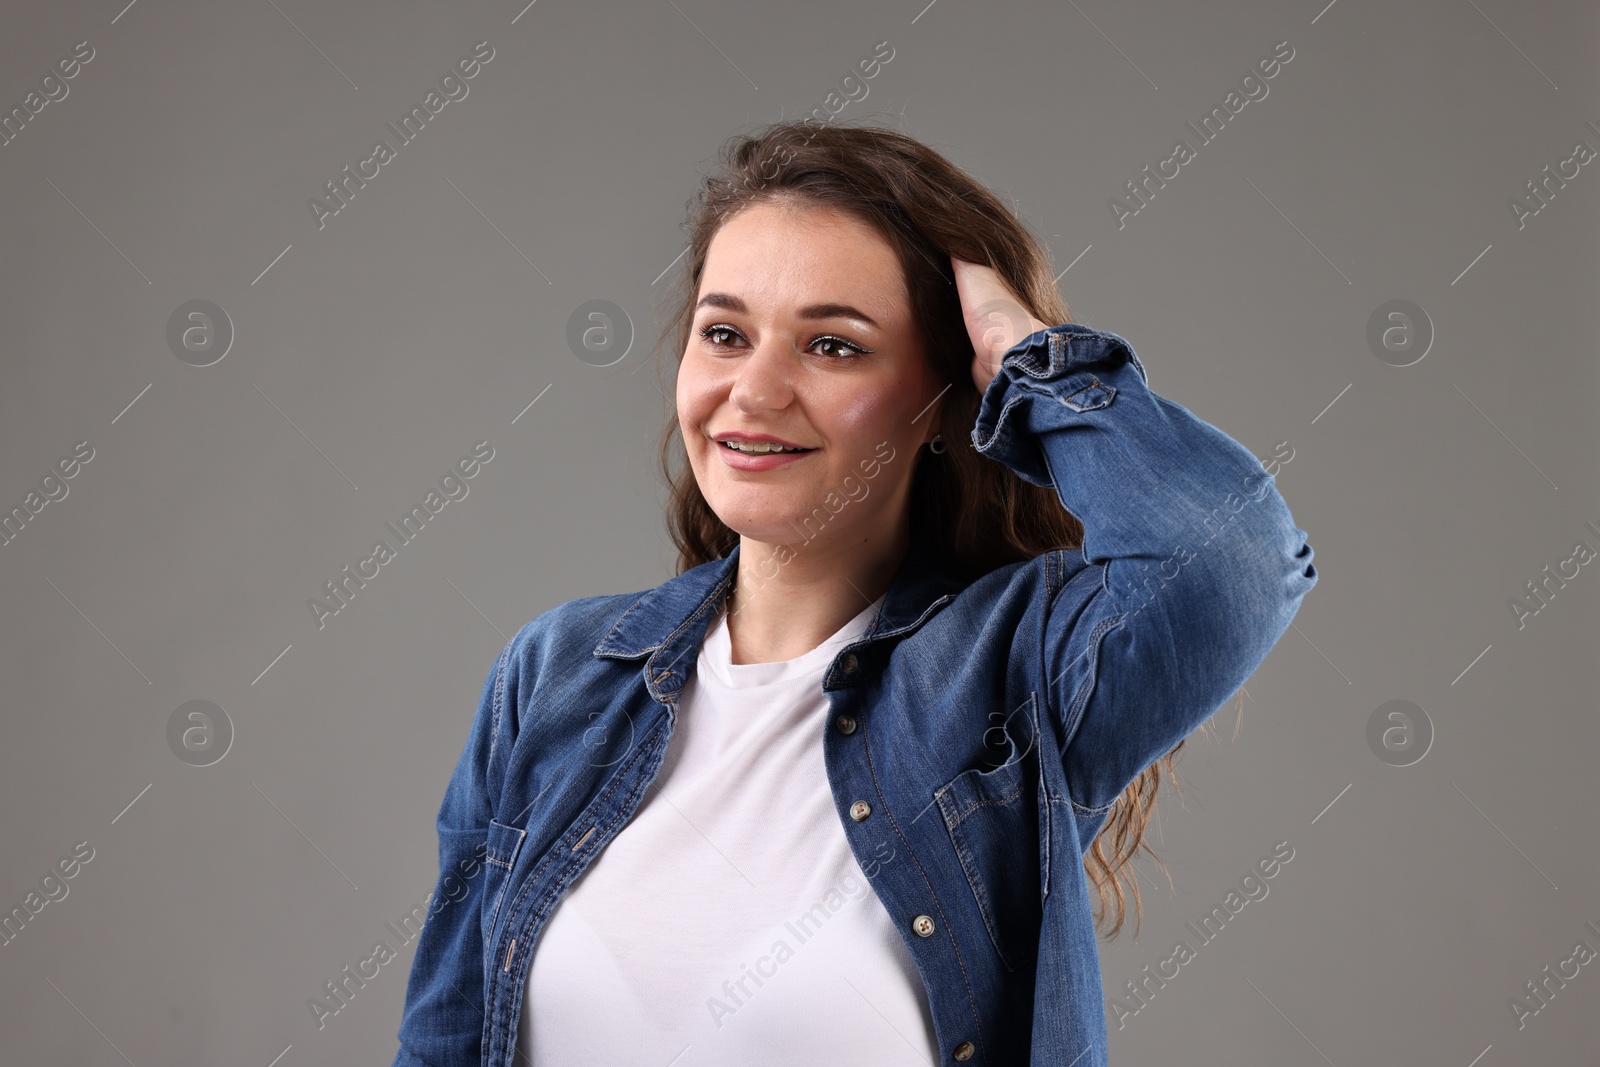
518 592 940 1066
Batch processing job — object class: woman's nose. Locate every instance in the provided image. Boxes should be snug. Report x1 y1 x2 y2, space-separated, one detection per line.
728 341 794 413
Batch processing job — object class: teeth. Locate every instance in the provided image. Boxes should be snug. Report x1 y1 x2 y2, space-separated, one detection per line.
723 440 805 454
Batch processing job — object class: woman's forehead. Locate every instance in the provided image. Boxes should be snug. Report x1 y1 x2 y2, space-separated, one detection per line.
700 207 909 317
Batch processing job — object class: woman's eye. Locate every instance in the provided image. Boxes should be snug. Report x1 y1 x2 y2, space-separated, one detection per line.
697 324 867 358
701 324 741 348
812 335 867 359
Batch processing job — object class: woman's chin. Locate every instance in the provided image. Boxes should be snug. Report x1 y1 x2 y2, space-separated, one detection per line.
720 523 800 548
713 511 815 549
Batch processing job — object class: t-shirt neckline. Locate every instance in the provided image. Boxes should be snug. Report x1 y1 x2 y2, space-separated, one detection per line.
698 594 885 690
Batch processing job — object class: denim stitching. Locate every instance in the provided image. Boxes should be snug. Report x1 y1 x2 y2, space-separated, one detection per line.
487 635 517 811
942 788 1021 974
940 780 1025 828
1060 377 1116 412
487 711 670 1053
936 786 1024 974
1000 324 1149 386
481 821 526 948
639 572 736 689
858 710 989 1061
501 712 667 932
596 592 666 654
971 392 1030 452
1036 690 1052 903
1052 612 1126 818
498 713 673 1051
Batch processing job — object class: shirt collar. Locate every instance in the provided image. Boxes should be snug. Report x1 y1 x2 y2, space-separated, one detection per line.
593 523 966 695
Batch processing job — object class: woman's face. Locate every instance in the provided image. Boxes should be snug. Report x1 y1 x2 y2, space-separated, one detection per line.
677 200 945 553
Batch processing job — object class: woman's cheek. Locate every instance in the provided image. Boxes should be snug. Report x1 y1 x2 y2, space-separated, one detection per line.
826 385 896 436
676 367 713 432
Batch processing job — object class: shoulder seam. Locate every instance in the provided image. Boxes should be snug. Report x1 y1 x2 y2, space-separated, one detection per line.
486 632 519 814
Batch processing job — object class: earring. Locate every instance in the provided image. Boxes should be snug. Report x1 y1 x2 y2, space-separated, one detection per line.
928 433 946 454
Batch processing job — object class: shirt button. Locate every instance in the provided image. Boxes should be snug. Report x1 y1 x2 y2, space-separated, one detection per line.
953 1041 975 1061
842 652 859 674
912 914 935 937
849 800 872 821
835 714 857 735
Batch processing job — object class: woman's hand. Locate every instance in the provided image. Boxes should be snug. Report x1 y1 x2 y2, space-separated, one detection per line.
952 256 1051 393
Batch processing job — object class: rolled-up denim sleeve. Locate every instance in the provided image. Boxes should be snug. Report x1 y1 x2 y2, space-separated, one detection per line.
972 323 1317 821
391 637 514 1067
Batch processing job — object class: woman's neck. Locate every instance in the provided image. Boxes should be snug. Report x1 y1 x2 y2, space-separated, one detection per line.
724 522 908 665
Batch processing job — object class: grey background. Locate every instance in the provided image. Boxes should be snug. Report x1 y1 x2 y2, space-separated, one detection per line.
1 0 1595 1064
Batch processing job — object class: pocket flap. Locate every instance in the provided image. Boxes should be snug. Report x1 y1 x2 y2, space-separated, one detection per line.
1058 374 1115 412
934 751 1044 973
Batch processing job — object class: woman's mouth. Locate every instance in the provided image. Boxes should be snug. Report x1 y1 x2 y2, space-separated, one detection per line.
719 440 812 455
715 438 816 470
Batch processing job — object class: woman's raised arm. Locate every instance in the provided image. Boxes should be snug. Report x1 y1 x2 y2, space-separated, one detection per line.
970 319 1318 827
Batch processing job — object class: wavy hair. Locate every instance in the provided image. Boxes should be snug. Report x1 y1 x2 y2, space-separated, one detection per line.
650 117 1240 939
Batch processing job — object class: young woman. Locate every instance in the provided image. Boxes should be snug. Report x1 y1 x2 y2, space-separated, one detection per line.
391 121 1318 1067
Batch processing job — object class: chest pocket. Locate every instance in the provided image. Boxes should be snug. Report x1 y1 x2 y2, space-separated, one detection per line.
481 818 528 949
934 699 1046 973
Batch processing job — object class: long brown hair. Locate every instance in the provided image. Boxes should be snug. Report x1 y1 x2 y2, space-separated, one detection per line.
650 117 1237 939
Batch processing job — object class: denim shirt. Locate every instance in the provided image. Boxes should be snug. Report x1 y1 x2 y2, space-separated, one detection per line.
390 323 1318 1067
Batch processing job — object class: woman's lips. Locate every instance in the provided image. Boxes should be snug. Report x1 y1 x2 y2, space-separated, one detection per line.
714 439 816 471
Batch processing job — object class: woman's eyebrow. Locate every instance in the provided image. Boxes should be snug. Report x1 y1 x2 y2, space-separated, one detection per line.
695 292 880 329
